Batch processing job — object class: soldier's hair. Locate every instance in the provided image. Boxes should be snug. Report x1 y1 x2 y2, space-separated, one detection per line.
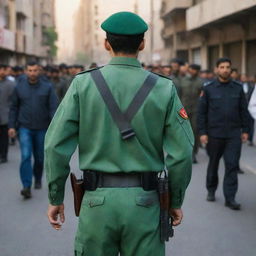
106 33 144 54
216 57 232 67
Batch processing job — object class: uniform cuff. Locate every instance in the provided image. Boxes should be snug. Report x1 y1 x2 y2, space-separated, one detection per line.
48 183 65 205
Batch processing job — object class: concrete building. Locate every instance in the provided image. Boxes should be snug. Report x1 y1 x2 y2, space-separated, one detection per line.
72 0 164 65
161 0 256 75
0 0 56 65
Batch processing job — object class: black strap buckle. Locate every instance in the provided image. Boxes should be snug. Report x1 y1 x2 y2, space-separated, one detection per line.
121 128 135 140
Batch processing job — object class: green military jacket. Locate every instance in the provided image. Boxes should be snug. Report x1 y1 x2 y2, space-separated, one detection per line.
180 75 202 114
45 57 194 208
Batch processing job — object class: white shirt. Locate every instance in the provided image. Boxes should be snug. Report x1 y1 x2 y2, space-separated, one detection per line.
248 87 256 120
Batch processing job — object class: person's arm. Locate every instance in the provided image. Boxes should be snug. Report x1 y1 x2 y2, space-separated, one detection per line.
45 77 80 229
8 86 19 136
48 84 58 120
163 85 193 225
197 88 208 136
240 88 250 139
248 88 256 120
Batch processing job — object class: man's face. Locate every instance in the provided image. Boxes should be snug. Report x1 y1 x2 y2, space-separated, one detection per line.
171 62 180 73
5 67 12 76
0 68 6 79
26 65 40 81
162 66 172 76
231 71 239 80
216 62 231 80
188 68 198 77
51 72 59 79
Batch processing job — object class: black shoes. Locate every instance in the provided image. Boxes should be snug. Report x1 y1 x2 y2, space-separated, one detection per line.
0 158 7 164
192 155 198 164
225 200 241 210
34 181 42 189
237 169 244 174
21 188 32 199
207 191 215 202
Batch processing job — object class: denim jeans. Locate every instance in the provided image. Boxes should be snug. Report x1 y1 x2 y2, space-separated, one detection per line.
19 127 47 188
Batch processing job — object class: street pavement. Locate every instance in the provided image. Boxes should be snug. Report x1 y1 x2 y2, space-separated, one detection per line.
0 143 255 256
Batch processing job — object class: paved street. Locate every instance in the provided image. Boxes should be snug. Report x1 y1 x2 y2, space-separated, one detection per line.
0 143 255 256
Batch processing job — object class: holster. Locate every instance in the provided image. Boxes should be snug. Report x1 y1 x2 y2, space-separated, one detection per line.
70 173 85 217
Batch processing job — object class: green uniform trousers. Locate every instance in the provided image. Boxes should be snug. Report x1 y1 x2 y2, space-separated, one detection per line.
74 187 165 256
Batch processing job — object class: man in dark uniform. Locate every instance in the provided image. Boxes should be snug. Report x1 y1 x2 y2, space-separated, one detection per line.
197 57 249 210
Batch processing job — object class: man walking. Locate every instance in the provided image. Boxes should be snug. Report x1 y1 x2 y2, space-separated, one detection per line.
0 64 15 163
8 62 57 199
198 57 249 210
46 12 193 256
180 64 203 163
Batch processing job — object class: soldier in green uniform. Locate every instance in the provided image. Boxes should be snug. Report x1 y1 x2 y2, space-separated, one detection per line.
45 12 193 256
180 64 203 163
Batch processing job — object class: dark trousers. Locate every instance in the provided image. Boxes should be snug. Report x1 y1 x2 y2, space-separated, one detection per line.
206 136 241 201
0 125 9 160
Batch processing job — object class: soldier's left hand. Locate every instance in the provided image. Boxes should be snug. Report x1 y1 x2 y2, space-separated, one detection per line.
47 204 65 230
241 133 249 143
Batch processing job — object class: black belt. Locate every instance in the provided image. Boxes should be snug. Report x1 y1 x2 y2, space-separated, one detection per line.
83 170 158 191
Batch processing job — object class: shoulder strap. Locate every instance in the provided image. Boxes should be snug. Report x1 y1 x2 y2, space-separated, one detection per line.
91 69 158 140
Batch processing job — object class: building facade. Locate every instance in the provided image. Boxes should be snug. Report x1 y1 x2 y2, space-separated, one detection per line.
72 0 164 65
161 0 256 75
0 0 56 65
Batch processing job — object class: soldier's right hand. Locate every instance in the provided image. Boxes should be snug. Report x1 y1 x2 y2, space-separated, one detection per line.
8 128 16 138
200 135 208 145
170 208 183 226
47 204 65 230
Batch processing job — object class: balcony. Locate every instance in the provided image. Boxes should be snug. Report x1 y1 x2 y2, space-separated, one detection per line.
0 27 15 51
186 0 256 30
16 0 29 17
161 0 192 18
16 30 26 53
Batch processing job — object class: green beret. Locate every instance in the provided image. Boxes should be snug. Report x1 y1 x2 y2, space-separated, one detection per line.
101 12 148 35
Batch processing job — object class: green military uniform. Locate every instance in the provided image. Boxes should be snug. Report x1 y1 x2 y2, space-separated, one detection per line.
45 12 193 256
180 75 202 158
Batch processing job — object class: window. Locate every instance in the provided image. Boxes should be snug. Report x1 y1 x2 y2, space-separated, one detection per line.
192 48 201 65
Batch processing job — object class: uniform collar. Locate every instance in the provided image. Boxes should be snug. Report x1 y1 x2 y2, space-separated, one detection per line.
108 57 142 68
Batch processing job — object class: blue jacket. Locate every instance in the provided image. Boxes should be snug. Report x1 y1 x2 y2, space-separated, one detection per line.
197 79 249 138
9 76 58 130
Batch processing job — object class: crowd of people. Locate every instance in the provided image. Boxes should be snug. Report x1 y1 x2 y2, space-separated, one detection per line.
0 57 255 200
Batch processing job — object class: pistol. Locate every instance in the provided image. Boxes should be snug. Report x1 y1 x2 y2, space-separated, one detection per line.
158 171 174 242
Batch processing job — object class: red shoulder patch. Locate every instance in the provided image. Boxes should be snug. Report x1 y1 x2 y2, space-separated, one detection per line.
179 108 188 120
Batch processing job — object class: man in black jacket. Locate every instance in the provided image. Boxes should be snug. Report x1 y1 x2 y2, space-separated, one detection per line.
197 57 249 210
8 62 58 199
0 64 15 163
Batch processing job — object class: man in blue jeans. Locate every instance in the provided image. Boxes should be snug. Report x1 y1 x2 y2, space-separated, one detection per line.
8 61 57 199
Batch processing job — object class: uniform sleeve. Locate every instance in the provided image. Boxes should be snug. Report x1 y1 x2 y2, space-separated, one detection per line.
197 88 208 136
44 77 79 205
248 88 256 120
240 89 250 133
163 86 193 209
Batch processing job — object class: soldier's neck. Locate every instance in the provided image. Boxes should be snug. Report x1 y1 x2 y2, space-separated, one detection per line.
111 51 138 59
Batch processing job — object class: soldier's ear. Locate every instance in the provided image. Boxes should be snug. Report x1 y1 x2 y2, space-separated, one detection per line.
138 39 145 51
104 39 111 51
